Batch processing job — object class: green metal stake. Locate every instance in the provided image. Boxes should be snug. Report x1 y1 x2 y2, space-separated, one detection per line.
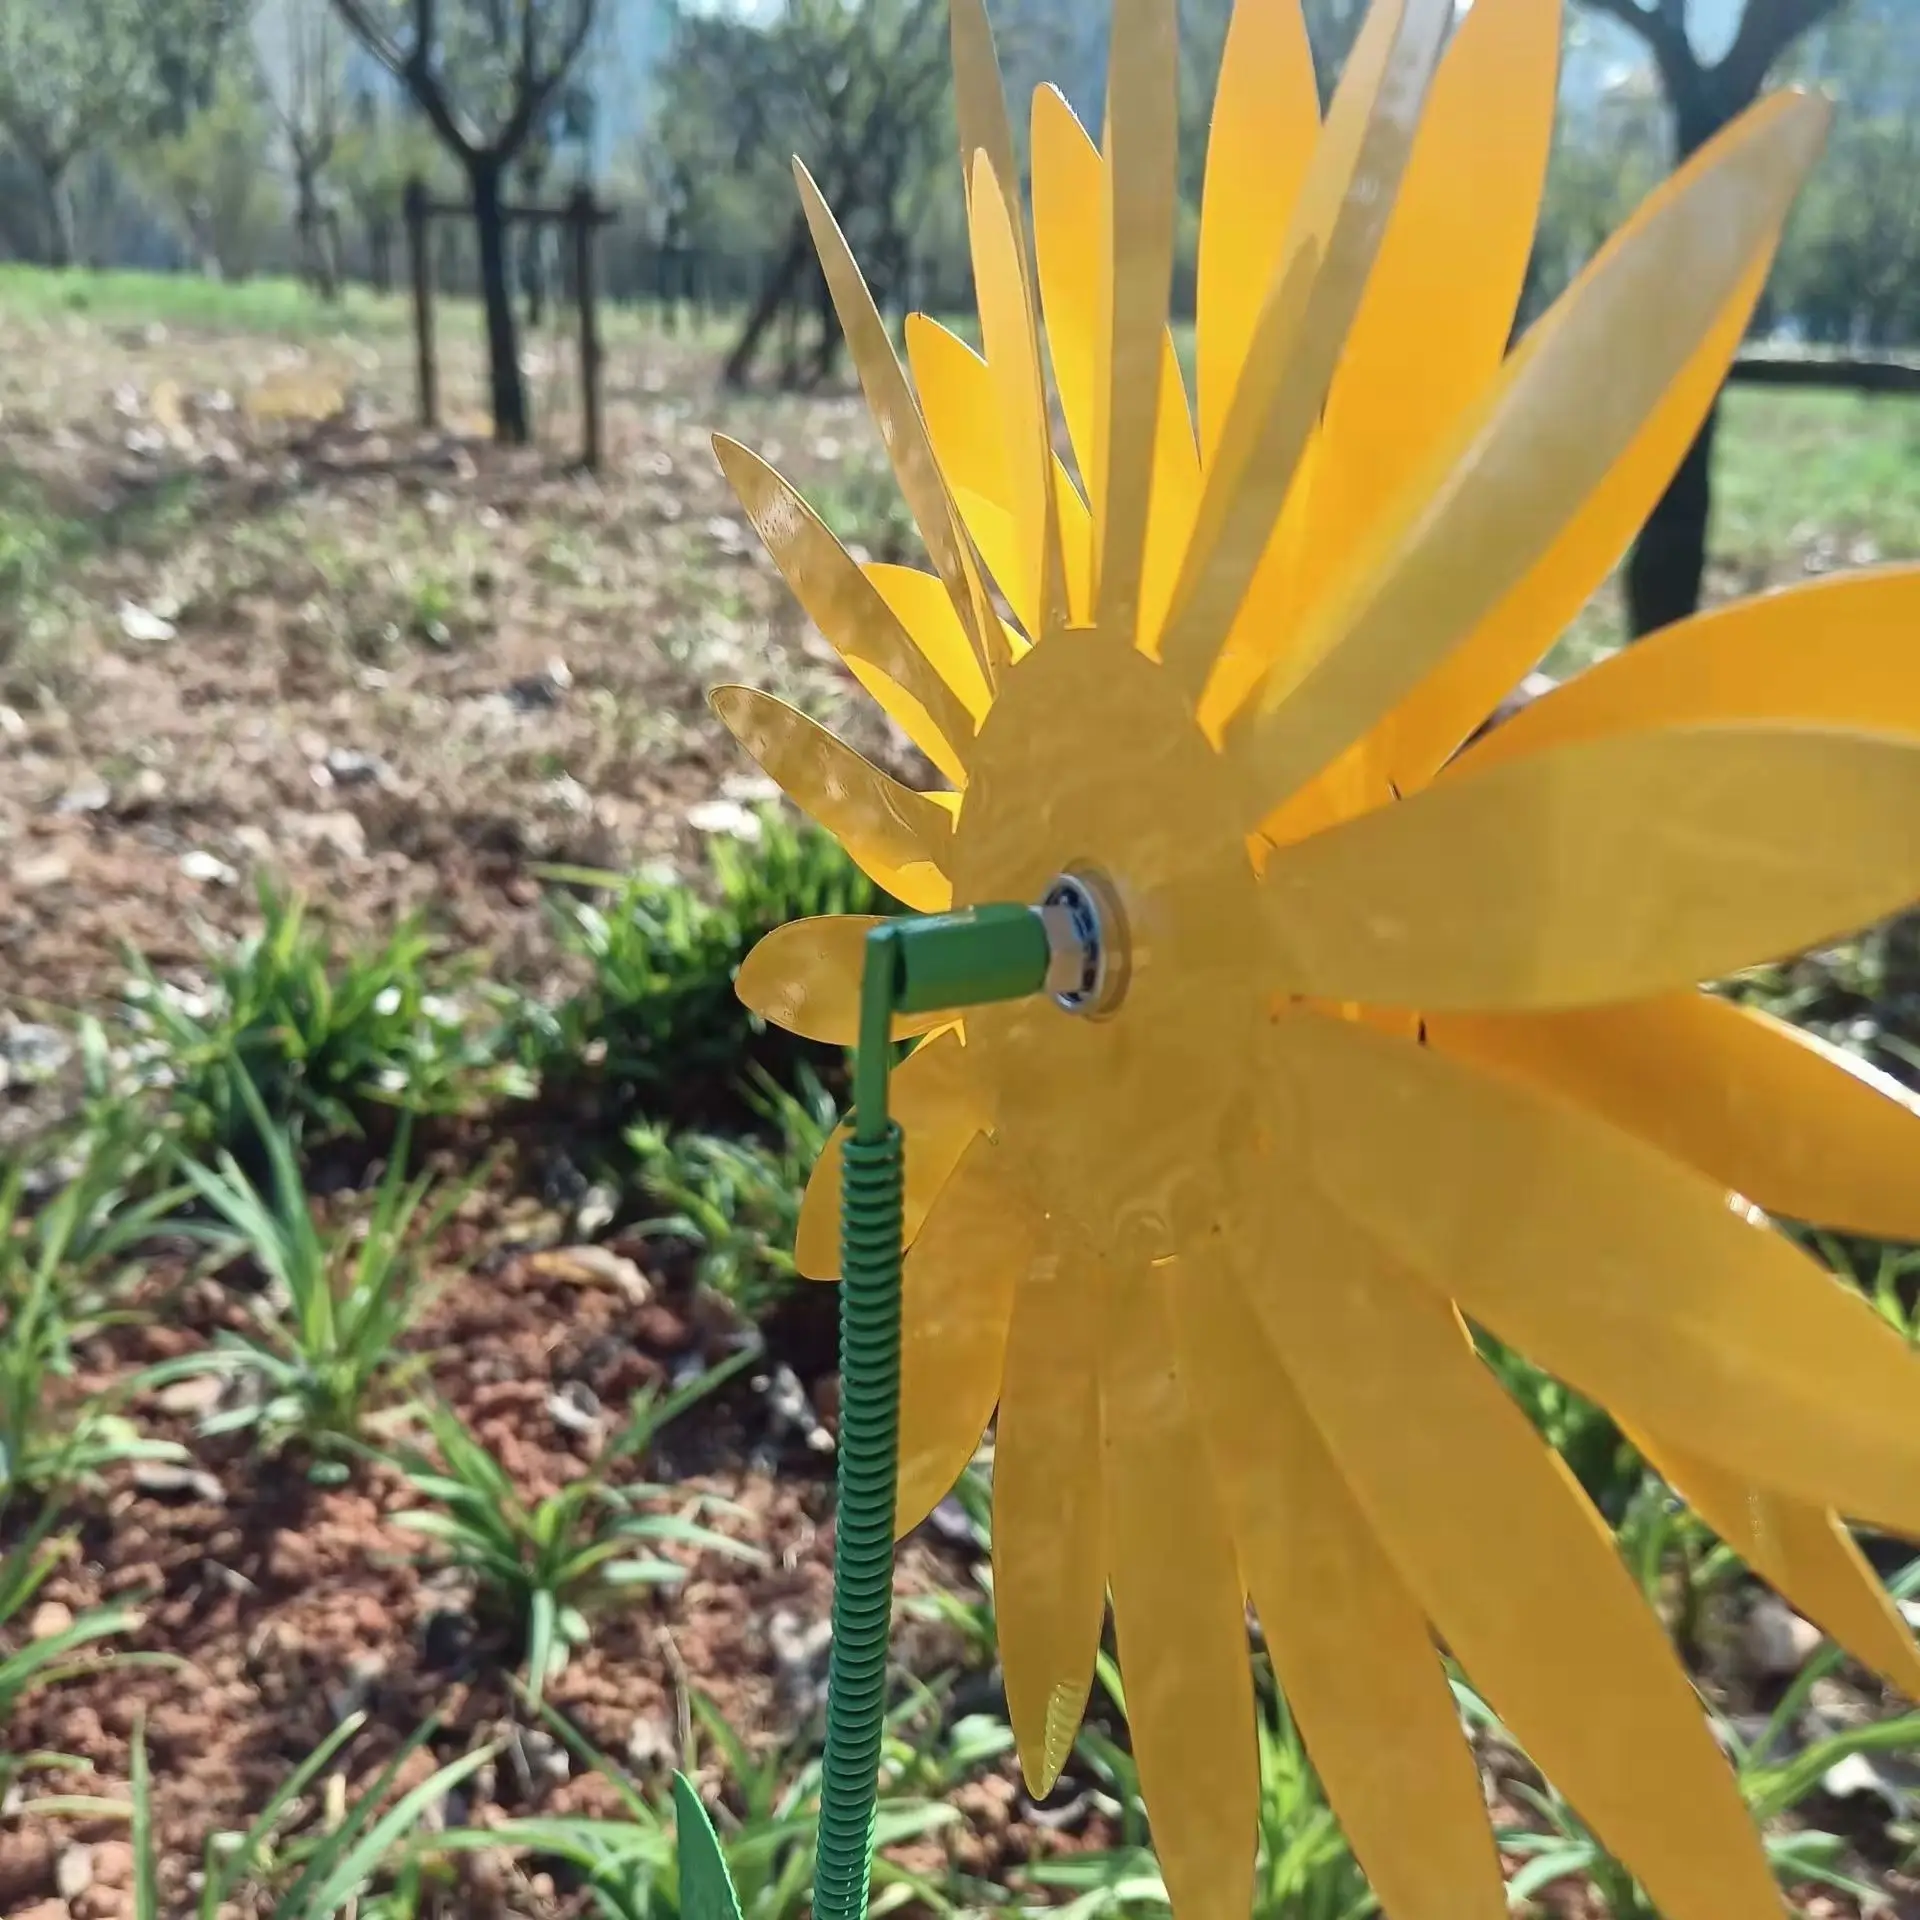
677 904 1055 1920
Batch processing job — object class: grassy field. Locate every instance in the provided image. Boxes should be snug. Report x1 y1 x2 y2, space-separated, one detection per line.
4 262 1920 1919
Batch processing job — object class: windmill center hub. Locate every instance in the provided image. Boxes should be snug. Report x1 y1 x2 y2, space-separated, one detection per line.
950 634 1268 1256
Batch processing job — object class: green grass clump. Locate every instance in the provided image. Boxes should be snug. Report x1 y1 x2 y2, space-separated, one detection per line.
0 1131 191 1513
389 1361 762 1700
160 1078 480 1470
627 1066 836 1318
0 1507 148 1794
525 811 888 1121
119 881 529 1159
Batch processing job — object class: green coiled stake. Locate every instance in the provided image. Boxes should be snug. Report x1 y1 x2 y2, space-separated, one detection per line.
674 906 1054 1920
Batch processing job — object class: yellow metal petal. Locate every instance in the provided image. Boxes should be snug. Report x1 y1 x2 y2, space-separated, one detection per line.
950 0 1024 277
707 687 954 914
1234 90 1831 806
793 159 1007 685
863 562 996 723
1427 993 1920 1243
1287 0 1561 620
1373 122 1806 787
1260 723 1920 1012
905 315 1094 630
711 435 975 780
1158 0 1453 707
1459 567 1920 776
1092 0 1179 645
968 151 1070 643
896 1134 1024 1538
793 1029 986 1280
1272 1008 1920 1538
1031 82 1103 503
1028 83 1198 653
995 1216 1106 1797
1238 1146 1781 1920
1174 1251 1505 1920
1195 0 1319 460
1634 1428 1920 1701
735 917 947 1048
1102 1258 1258 1920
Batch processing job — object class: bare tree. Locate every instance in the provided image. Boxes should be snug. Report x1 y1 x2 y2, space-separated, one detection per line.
327 0 599 442
0 0 167 265
259 0 347 298
1577 0 1849 634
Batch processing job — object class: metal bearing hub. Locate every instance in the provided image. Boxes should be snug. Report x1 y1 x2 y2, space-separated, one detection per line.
1036 869 1129 1018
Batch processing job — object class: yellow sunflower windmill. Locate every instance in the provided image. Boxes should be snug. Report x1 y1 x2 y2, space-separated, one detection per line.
678 1 1920 1918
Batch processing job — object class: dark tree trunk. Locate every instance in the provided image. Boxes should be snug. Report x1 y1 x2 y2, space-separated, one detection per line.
724 219 813 388
1627 397 1720 639
295 175 341 303
368 215 393 292
470 159 529 444
39 160 75 269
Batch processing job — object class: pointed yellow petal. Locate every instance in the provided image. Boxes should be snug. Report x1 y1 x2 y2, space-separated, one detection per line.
1092 0 1178 645
1195 0 1319 460
712 435 975 781
1233 90 1831 805
1031 83 1103 500
1428 993 1920 1243
969 150 1070 642
896 1134 1024 1538
1102 1259 1258 1920
863 562 997 723
1373 140 1808 789
793 159 1007 685
1634 1429 1920 1701
1239 1155 1782 1920
1272 1008 1920 1538
1029 83 1198 652
996 1216 1106 1797
950 0 1024 272
1174 1252 1506 1920
708 687 954 913
905 315 1094 629
1158 0 1453 706
793 1030 985 1280
1458 567 1920 776
1260 724 1920 1011
736 917 947 1048
1287 0 1561 619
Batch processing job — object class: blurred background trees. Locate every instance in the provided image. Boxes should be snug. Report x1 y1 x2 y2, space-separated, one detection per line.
0 0 1913 614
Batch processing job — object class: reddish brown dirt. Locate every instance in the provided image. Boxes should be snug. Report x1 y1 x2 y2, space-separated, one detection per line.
2 1216 1107 1918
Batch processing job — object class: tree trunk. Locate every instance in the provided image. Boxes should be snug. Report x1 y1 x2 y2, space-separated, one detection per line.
39 159 75 269
1627 397 1720 640
369 215 393 293
470 159 529 444
724 220 813 388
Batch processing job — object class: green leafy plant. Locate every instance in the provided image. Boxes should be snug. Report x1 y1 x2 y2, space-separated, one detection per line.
164 1079 480 1469
422 1693 957 1920
627 1066 837 1316
1025 1653 1374 1920
0 1506 150 1792
120 880 528 1156
0 1135 191 1511
388 1357 764 1698
108 1711 495 1920
523 812 886 1117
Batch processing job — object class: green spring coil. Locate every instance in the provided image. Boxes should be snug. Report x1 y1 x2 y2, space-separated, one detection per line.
812 1120 906 1920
